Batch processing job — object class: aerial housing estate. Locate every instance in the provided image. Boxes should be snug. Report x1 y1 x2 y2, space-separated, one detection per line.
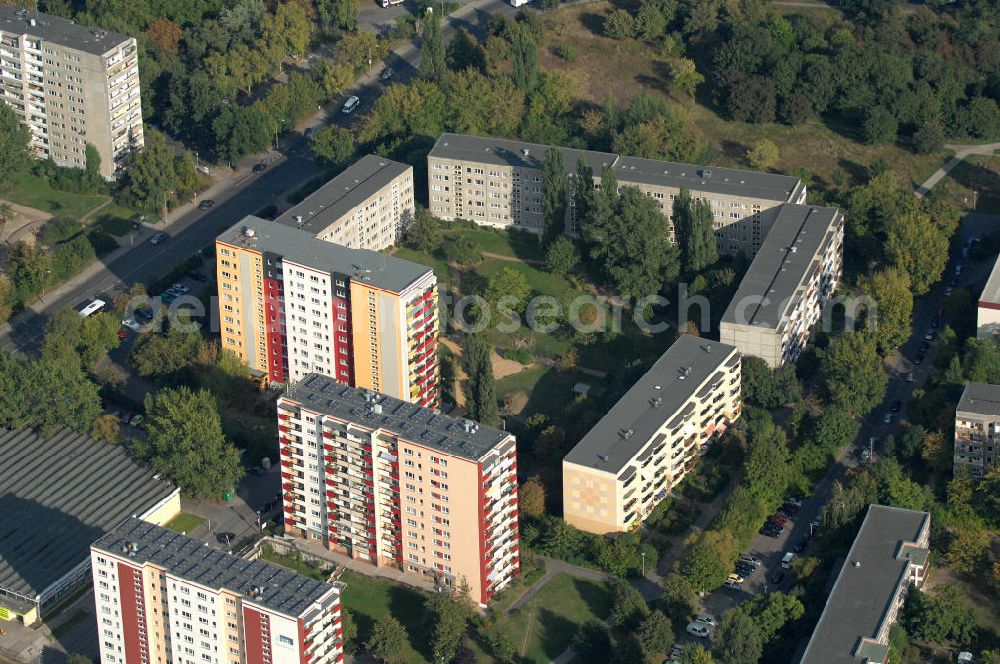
277 373 520 606
215 156 437 405
953 382 1000 478
427 133 807 256
720 204 844 367
0 5 143 179
563 335 741 534
92 517 345 664
800 505 930 664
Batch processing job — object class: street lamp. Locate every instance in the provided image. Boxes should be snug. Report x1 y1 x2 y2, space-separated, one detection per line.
640 551 646 577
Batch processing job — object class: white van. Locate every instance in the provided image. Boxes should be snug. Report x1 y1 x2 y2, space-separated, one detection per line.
79 299 106 318
341 95 360 114
781 552 796 569
509 0 531 6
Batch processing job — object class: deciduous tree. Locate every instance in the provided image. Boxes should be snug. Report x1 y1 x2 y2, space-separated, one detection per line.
544 236 580 275
367 615 407 664
672 188 718 273
820 331 887 415
0 97 31 183
519 475 546 517
885 210 948 296
542 147 568 244
859 267 913 351
636 609 674 658
420 12 447 82
713 608 763 664
745 139 779 170
310 126 354 166
92 414 121 443
610 580 650 630
572 620 613 661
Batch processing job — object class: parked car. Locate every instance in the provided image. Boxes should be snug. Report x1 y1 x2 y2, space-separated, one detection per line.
342 95 360 114
945 285 955 296
792 539 809 553
253 163 267 173
735 563 756 577
150 232 167 246
728 572 746 584
171 283 189 294
121 411 133 424
130 414 144 428
739 554 762 566
117 328 127 341
925 329 938 341
724 579 742 590
955 264 963 276
919 340 930 353
161 291 177 304
883 412 894 424
198 199 216 210
781 552 796 568
685 623 711 639
914 353 925 365
768 514 790 526
380 66 394 81
860 448 873 463
761 525 782 538
906 372 915 383
785 496 804 508
188 270 208 282
769 570 786 584
694 615 717 627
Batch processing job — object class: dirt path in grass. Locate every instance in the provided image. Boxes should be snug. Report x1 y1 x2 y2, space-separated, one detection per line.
0 199 52 245
482 251 545 265
80 198 114 223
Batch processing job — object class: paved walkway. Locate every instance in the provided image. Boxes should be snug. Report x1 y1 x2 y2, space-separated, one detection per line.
0 199 53 244
915 141 1000 197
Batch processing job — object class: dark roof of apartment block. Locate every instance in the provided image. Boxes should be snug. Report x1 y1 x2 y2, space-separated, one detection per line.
721 204 841 330
957 381 1000 418
428 133 804 203
283 373 513 461
275 155 411 236
0 5 131 55
800 505 930 664
0 427 177 601
217 215 432 294
563 335 738 474
92 518 340 617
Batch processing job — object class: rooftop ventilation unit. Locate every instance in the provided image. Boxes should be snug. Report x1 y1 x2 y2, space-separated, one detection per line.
294 215 304 224
599 454 610 462
522 148 530 157
652 397 663 408
622 429 634 439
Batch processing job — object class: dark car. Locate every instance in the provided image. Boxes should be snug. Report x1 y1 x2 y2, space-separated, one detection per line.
914 353 925 365
150 232 167 246
792 539 809 553
890 400 902 413
253 163 266 174
769 570 786 584
760 526 782 538
188 269 208 282
380 66 394 81
735 563 756 577
198 199 216 210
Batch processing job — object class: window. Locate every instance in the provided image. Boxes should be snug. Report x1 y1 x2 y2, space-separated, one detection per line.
279 635 294 646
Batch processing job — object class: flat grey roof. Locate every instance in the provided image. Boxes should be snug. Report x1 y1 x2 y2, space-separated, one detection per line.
0 427 177 601
0 6 131 56
283 373 513 461
957 382 1000 418
276 155 410 236
980 255 1000 305
92 518 340 618
800 505 930 664
428 133 803 202
563 335 737 474
722 204 841 329
217 216 432 294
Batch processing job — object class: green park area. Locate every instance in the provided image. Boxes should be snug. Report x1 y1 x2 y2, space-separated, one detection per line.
163 512 205 535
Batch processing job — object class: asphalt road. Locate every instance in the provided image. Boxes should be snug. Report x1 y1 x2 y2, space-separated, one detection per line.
694 212 998 635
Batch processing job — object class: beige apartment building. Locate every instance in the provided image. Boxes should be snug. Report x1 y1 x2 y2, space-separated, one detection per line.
954 382 1000 478
563 335 741 534
977 255 1000 339
800 505 930 664
720 204 844 368
278 374 520 606
92 517 345 664
0 6 143 179
427 133 807 256
277 154 415 251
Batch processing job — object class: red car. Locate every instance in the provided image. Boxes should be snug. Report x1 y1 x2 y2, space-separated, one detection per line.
118 329 127 341
768 514 790 526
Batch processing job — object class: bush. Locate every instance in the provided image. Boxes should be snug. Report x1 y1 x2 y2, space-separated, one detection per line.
502 347 533 365
38 217 84 246
555 44 576 62
604 9 636 40
444 236 482 265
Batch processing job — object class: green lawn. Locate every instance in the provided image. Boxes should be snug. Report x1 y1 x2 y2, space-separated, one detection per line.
258 546 330 581
497 573 613 663
2 171 108 219
337 570 433 663
91 203 140 236
163 512 205 535
449 227 544 261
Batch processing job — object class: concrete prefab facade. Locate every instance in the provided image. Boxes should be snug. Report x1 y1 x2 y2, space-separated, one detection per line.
720 204 844 368
0 6 143 179
427 133 807 256
277 155 415 251
216 216 439 407
978 256 1000 340
277 374 520 606
563 335 741 534
800 505 930 664
954 382 1000 478
92 517 345 664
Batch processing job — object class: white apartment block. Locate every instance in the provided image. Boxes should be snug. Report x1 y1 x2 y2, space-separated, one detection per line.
977 255 1000 339
0 6 143 179
278 374 520 606
278 154 415 252
563 335 741 534
720 204 844 368
91 517 345 664
954 382 1000 478
427 133 807 256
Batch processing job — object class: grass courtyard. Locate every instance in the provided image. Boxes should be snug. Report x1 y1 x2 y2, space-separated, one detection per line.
336 569 434 663
163 512 205 535
2 171 109 220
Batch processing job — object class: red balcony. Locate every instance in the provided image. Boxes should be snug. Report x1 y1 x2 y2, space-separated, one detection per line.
278 425 289 433
323 431 334 439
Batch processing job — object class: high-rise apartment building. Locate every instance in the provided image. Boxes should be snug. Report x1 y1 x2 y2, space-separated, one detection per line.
977 255 1000 339
91 517 345 664
720 204 844 368
277 374 519 606
0 6 143 179
427 133 807 256
276 155 415 252
216 216 439 407
954 382 1000 478
562 335 741 534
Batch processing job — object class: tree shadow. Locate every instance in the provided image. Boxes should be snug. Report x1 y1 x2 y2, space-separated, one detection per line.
388 584 435 660
578 12 606 36
719 139 747 163
836 158 869 187
946 160 1000 213
572 576 614 619
535 606 577 660
635 73 668 94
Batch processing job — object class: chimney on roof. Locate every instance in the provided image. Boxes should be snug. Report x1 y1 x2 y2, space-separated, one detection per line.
853 561 861 568
599 454 609 462
522 148 530 157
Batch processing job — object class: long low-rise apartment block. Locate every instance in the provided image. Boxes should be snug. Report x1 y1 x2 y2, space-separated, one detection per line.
92 517 345 664
0 6 143 178
278 374 519 606
427 133 806 256
216 216 438 406
799 505 930 664
563 335 741 534
276 154 414 252
720 204 843 368
954 381 1000 478
977 255 1000 339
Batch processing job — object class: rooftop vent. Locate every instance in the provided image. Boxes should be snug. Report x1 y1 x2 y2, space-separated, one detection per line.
853 561 861 569
522 148 530 157
702 169 713 179
704 344 712 353
790 246 798 253
29 18 37 27
653 384 662 390
243 227 255 238
294 215 304 224
652 397 663 408
622 429 634 439
371 403 383 414
599 454 610 462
